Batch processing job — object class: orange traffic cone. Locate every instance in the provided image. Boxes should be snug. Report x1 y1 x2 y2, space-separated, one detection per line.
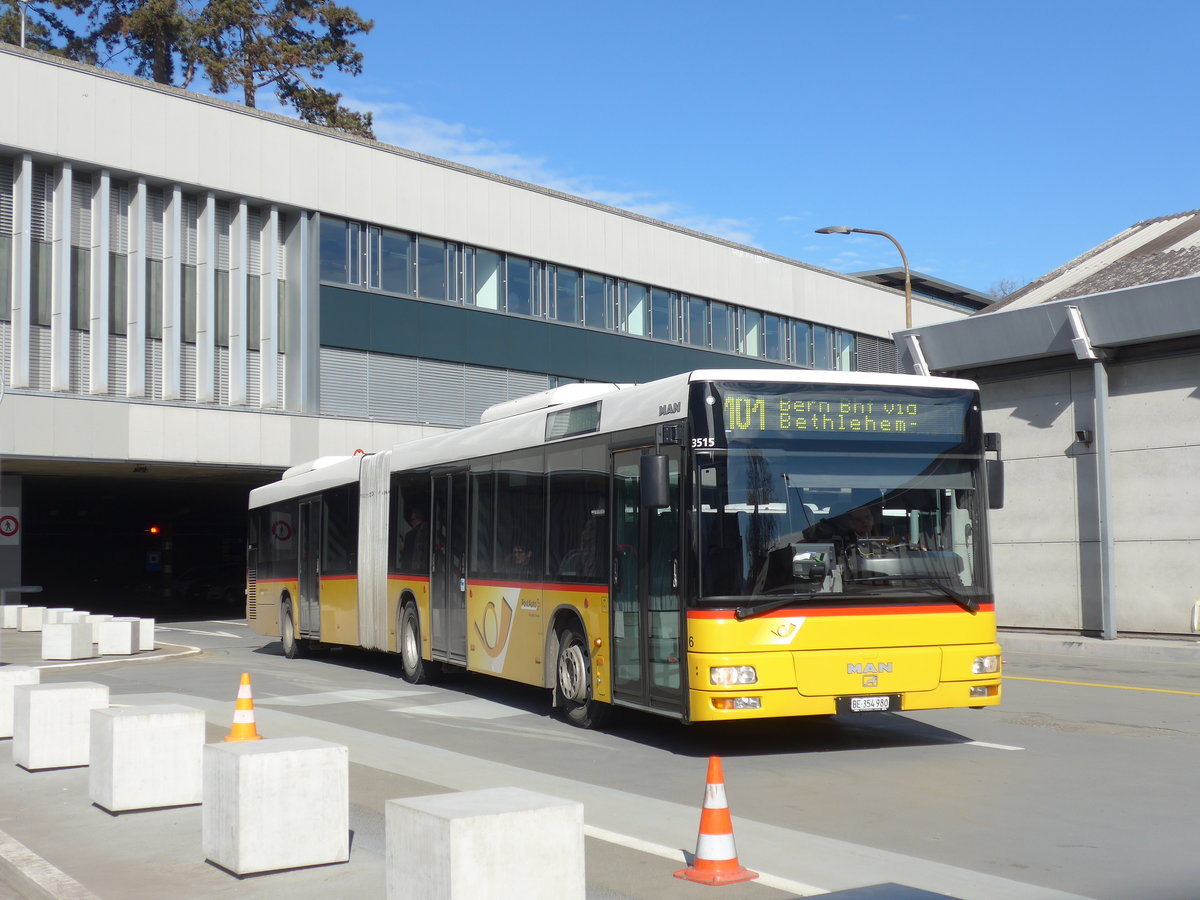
674 756 758 886
223 672 263 742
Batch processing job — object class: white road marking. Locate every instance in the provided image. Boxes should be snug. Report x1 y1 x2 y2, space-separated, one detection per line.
965 740 1025 751
390 698 527 720
156 626 243 638
584 824 827 896
258 688 428 706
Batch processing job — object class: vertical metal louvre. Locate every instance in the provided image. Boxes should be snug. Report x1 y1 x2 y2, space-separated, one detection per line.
215 201 230 270
71 173 91 248
69 331 89 393
508 370 551 402
247 207 262 274
29 327 51 390
417 359 466 425
147 187 164 259
320 347 369 418
0 156 13 234
147 340 163 400
465 365 509 425
367 353 418 421
109 181 129 253
182 195 198 266
246 349 261 406
30 166 52 241
181 343 197 401
108 334 127 395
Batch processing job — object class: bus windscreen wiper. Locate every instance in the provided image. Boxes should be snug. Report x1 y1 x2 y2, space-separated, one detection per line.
735 595 806 621
848 575 978 613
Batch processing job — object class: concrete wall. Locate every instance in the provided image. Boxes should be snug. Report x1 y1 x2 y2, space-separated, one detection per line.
0 392 443 471
981 352 1200 635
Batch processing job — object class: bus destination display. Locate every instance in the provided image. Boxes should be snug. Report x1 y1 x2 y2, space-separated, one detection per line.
718 388 970 440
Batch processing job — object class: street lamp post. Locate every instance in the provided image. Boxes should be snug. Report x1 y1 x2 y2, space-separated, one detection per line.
815 225 912 329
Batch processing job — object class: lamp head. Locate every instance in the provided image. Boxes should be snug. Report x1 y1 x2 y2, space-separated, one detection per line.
815 225 852 235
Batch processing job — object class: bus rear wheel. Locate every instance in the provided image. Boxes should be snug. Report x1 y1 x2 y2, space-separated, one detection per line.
281 601 305 660
399 603 440 684
556 625 610 729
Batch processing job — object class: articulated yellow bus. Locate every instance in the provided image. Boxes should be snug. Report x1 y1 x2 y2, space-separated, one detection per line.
247 369 1003 727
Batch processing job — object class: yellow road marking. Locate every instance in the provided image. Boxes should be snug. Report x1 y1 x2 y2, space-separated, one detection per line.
1005 675 1200 697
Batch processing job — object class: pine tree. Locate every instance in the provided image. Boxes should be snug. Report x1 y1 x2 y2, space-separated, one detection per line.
195 0 374 137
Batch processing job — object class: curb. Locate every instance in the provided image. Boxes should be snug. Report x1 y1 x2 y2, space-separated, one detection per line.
0 828 101 900
1000 630 1200 663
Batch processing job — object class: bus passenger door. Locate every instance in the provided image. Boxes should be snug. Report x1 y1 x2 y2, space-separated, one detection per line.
297 497 321 639
430 471 468 666
611 448 683 714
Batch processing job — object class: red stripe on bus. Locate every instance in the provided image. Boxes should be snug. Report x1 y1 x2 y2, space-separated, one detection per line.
469 579 605 593
687 603 993 619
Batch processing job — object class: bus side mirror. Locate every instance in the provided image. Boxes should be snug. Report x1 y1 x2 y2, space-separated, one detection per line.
986 459 1004 510
641 454 670 509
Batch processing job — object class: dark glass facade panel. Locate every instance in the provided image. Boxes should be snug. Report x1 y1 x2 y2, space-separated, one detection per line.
70 247 90 330
685 296 708 347
813 324 833 369
319 216 350 283
377 227 412 295
417 237 449 302
215 271 229 346
506 255 533 316
109 254 127 335
710 302 731 351
583 273 607 327
182 265 197 343
650 288 672 340
554 267 580 323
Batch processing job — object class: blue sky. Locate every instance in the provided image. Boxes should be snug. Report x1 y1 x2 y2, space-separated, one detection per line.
150 2 1200 293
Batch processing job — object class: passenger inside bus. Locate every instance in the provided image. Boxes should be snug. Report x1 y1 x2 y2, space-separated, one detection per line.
400 507 430 571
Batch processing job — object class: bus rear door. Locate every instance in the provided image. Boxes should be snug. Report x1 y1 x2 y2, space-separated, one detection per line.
430 471 468 666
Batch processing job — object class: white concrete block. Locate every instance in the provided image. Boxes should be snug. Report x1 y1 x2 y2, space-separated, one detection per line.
137 618 155 651
17 607 47 632
113 616 154 651
62 611 91 624
44 608 75 624
386 787 584 900
90 705 205 812
203 737 349 875
0 667 40 738
13 682 110 770
98 620 135 655
41 622 95 660
2 605 29 628
84 614 113 642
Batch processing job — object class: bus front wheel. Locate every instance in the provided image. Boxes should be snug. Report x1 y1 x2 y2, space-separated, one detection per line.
556 625 610 729
399 603 440 684
281 601 305 660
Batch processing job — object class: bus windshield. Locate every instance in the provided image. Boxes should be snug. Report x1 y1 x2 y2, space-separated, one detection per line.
689 379 985 609
695 447 986 606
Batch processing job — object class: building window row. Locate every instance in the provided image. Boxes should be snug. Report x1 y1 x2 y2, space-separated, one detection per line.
319 216 881 372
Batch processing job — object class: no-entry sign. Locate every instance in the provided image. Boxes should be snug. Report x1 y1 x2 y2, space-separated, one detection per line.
0 508 20 546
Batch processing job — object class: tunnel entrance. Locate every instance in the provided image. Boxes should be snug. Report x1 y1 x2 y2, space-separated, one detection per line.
18 467 278 621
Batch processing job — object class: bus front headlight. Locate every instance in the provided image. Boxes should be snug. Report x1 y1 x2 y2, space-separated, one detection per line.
972 655 1000 675
710 666 757 686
